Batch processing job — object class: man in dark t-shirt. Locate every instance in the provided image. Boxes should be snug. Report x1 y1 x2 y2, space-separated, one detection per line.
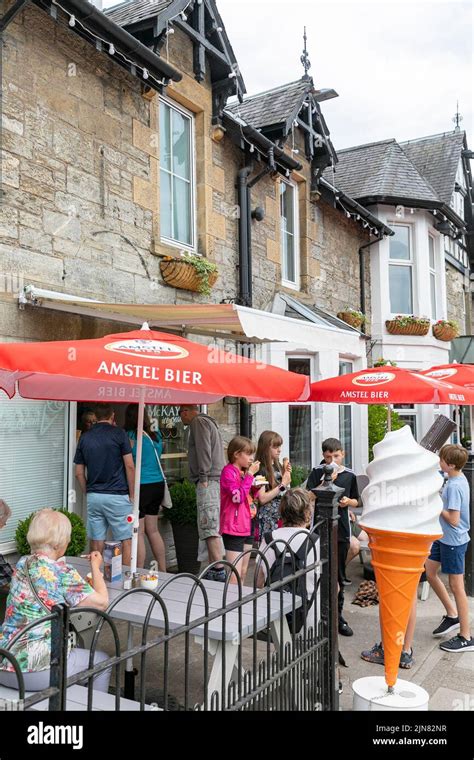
74 403 135 564
307 437 359 637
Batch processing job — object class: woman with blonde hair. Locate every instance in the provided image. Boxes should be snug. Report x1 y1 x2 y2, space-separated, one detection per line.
0 508 111 692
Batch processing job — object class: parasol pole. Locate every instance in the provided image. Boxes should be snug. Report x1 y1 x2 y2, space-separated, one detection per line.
387 403 392 432
130 386 145 575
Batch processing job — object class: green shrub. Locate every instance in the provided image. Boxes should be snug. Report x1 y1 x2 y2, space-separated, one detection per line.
368 405 405 461
164 480 197 526
290 465 310 488
15 509 87 556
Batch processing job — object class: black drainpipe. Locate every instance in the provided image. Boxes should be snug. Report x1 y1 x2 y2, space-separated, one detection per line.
237 149 276 437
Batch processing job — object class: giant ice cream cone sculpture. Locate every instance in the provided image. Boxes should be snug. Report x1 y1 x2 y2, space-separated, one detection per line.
360 426 443 688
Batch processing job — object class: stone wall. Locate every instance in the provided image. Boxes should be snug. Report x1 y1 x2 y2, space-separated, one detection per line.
445 263 468 332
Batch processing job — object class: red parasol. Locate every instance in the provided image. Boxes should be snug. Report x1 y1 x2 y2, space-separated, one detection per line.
0 324 310 572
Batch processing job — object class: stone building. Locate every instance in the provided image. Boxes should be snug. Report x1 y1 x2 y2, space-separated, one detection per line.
2 0 469 552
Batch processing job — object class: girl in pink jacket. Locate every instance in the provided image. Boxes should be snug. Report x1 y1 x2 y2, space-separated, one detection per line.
220 436 261 583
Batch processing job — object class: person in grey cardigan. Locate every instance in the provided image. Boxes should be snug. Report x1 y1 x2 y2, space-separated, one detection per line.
179 406 226 580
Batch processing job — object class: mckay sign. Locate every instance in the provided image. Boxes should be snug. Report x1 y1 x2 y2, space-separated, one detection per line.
97 339 203 385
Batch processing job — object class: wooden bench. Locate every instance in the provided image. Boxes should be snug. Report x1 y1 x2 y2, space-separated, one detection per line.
0 683 156 711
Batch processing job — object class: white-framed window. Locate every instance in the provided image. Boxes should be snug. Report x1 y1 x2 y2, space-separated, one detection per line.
280 179 300 289
394 404 417 439
339 359 353 468
287 356 313 473
389 224 413 314
428 234 437 319
159 97 195 250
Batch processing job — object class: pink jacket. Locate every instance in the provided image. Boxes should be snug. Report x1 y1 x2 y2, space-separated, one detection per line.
220 463 255 536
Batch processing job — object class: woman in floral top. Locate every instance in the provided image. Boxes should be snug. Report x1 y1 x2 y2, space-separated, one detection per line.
0 509 110 692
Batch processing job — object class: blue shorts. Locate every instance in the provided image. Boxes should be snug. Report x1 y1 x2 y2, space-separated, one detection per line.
428 539 469 575
87 493 133 541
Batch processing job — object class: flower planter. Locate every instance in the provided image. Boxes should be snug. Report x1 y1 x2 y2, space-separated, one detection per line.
160 258 218 294
432 323 458 342
385 319 430 336
337 311 364 329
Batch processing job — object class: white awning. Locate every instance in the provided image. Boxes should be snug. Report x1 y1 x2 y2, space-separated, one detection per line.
19 285 363 351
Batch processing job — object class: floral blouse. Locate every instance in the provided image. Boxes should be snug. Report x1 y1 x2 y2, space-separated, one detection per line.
0 553 93 673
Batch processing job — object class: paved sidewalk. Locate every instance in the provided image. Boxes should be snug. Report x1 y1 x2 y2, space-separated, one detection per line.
338 560 474 711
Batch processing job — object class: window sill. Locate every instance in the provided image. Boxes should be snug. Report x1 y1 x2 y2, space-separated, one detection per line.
281 279 300 292
151 239 199 258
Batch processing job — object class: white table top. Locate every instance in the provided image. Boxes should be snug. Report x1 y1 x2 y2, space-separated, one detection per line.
68 557 299 642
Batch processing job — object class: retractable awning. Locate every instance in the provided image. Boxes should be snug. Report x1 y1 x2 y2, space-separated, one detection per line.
19 285 363 350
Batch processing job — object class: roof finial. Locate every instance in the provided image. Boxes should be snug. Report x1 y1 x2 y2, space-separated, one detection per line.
300 26 311 80
452 101 463 132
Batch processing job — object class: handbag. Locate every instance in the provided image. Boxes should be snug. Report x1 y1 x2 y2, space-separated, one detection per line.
143 430 173 509
25 557 77 647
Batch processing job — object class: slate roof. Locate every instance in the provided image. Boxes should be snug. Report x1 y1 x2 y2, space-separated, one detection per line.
323 138 440 203
105 0 173 27
324 131 466 207
400 131 465 205
226 79 311 131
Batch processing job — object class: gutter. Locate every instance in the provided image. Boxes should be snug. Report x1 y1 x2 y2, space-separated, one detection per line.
355 194 466 231
33 0 182 85
320 178 393 236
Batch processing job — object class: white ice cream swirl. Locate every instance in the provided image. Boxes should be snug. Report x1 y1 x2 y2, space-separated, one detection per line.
361 425 443 535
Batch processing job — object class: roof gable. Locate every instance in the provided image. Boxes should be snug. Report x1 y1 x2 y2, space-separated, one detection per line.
226 79 310 131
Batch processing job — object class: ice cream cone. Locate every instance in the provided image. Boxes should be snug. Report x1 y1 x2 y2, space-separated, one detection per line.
360 526 441 688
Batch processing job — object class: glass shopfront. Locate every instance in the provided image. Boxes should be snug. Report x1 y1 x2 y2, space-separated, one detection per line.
75 402 190 483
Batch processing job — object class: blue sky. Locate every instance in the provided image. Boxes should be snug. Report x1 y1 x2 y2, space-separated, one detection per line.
104 0 473 151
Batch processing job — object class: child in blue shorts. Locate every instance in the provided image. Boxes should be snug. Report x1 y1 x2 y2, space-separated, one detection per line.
426 444 474 652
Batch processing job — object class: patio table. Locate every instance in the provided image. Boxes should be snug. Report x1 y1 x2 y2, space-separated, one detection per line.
68 557 298 707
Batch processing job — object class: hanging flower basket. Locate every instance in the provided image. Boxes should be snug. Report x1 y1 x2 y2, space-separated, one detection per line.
385 316 430 336
159 255 218 295
432 320 459 342
337 309 365 329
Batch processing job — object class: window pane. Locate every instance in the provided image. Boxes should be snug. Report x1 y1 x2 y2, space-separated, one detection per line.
289 405 312 472
280 182 294 234
173 176 191 246
339 361 353 376
429 236 435 270
172 109 190 180
288 358 311 376
389 226 410 260
338 405 352 469
389 264 413 313
159 102 171 171
396 415 417 439
281 183 296 282
430 272 436 319
284 233 295 282
160 169 172 239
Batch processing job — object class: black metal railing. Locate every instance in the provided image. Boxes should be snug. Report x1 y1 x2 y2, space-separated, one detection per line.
0 507 339 711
